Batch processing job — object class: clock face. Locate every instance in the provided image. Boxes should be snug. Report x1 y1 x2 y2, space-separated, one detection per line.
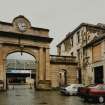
17 22 27 32
14 18 29 32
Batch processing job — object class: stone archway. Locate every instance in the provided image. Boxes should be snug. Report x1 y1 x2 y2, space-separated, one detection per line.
0 15 53 90
6 51 37 89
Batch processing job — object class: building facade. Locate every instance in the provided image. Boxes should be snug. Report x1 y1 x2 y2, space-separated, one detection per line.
57 23 105 85
0 15 53 90
0 15 78 90
85 34 105 84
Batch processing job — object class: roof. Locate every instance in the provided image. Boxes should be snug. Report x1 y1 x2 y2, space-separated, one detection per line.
57 23 105 47
84 34 105 47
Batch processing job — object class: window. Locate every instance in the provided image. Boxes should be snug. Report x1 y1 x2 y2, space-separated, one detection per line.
92 44 101 62
71 36 73 47
77 31 80 43
71 52 73 56
64 38 71 51
77 49 80 61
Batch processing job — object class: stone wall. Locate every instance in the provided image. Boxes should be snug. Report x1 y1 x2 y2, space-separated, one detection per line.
50 63 78 88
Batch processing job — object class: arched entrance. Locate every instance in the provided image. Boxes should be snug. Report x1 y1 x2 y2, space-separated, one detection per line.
6 52 36 89
59 69 67 86
0 15 53 90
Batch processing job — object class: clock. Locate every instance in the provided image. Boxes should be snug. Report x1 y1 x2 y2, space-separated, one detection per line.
14 17 30 32
17 22 28 32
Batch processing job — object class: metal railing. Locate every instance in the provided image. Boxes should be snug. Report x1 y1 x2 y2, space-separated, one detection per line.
50 55 77 64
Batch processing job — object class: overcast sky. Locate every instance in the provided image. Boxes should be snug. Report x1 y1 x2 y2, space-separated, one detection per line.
7 52 35 60
0 0 105 55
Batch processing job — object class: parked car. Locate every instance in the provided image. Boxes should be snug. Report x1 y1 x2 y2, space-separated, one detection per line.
78 84 105 103
60 84 84 96
78 84 96 97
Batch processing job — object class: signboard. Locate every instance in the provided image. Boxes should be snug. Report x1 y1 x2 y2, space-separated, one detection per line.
7 70 31 74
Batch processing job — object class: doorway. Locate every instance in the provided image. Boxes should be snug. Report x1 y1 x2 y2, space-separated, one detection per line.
6 52 36 89
59 69 67 86
78 68 82 84
94 66 103 84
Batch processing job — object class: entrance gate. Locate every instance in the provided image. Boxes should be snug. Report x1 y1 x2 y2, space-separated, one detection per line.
6 52 36 89
0 15 53 90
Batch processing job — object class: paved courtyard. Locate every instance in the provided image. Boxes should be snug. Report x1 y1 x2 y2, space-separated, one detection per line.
0 85 104 105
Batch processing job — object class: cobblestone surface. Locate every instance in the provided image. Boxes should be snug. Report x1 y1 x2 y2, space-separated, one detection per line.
0 85 104 105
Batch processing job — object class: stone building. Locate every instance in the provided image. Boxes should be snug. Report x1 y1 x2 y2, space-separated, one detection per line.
57 23 105 85
84 33 105 84
0 15 78 90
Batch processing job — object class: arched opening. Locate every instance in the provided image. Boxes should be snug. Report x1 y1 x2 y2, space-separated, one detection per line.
6 51 36 89
59 69 67 87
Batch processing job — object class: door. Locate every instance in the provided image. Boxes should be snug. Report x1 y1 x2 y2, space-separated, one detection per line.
94 66 103 84
78 68 82 84
59 69 67 86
